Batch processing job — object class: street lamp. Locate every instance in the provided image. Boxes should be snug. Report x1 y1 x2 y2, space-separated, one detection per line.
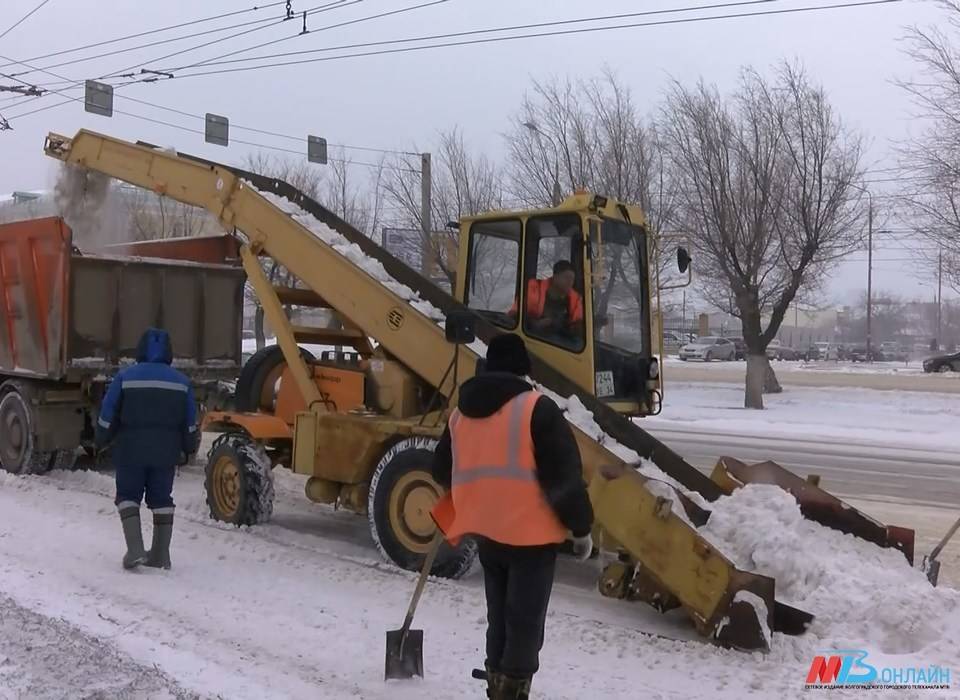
845 182 891 361
523 120 561 206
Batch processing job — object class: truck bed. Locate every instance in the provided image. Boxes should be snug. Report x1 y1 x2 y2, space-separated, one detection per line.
0 217 244 382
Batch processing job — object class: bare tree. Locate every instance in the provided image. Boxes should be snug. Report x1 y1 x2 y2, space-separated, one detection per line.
384 127 504 287
125 188 216 241
505 71 683 329
322 148 386 237
662 63 866 408
897 0 960 294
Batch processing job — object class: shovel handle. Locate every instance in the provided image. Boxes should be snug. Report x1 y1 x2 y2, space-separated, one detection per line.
930 515 960 560
400 533 442 635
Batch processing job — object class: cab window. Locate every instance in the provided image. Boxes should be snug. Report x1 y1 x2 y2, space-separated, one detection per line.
521 214 585 352
464 219 521 329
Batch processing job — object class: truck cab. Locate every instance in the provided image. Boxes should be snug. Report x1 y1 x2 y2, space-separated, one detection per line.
455 193 662 416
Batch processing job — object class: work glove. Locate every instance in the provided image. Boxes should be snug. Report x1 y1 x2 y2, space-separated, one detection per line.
571 533 593 561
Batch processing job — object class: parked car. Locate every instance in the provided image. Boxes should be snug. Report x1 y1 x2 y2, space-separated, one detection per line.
726 336 747 360
848 345 884 362
880 341 908 362
662 331 683 348
765 339 797 361
679 336 737 361
923 351 960 373
798 345 820 361
814 341 840 361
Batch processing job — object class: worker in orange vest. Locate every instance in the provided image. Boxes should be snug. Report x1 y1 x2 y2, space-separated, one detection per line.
508 260 584 339
431 334 594 700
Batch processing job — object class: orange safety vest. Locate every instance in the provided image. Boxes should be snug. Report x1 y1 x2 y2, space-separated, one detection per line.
431 391 567 547
510 278 584 323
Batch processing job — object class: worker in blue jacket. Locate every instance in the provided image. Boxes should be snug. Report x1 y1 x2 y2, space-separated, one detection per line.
96 328 198 570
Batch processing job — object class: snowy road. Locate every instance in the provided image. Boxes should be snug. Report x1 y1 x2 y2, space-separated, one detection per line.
2 383 958 698
647 426 960 506
2 458 958 699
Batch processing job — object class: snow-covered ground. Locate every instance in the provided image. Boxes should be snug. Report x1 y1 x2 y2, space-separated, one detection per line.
3 178 955 698
1 460 958 699
664 356 938 376
649 381 959 452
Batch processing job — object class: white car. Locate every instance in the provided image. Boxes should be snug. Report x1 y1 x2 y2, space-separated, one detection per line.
662 331 683 347
679 336 736 362
815 341 839 361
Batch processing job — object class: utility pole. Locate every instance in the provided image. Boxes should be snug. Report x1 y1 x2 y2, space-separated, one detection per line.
866 195 874 362
681 290 687 340
420 152 432 278
523 121 561 206
937 247 943 350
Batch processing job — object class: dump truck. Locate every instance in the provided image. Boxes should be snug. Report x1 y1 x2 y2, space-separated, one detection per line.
42 129 916 653
0 216 245 473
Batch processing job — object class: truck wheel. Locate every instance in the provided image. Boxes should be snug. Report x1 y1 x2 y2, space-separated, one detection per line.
0 383 55 475
368 438 477 580
205 434 275 526
235 345 316 412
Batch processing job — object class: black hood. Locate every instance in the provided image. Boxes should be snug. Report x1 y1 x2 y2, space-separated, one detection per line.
457 372 534 418
136 328 173 365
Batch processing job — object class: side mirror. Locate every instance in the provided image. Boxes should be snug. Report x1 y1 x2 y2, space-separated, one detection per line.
677 247 692 274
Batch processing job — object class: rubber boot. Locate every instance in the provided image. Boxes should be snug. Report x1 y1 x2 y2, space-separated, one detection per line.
484 662 497 699
145 507 174 569
118 503 147 569
495 674 532 700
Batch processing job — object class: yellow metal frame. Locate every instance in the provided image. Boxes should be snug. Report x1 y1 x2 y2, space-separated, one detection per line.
44 129 776 649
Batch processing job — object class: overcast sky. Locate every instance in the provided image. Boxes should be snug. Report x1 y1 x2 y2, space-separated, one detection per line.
0 0 950 306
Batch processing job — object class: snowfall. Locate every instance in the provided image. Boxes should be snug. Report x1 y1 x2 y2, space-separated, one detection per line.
2 186 959 699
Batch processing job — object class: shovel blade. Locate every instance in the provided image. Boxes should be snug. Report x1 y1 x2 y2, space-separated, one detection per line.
922 556 941 587
385 628 424 680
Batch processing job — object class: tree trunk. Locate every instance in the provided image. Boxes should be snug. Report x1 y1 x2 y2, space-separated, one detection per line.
254 306 266 351
764 361 783 394
745 354 767 409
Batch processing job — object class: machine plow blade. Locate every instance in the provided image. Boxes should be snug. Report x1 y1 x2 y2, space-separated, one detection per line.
711 457 915 564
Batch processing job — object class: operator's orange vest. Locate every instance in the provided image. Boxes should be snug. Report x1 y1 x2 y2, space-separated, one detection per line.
431 391 567 546
511 279 584 323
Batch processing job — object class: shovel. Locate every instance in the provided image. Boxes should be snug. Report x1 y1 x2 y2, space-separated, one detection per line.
385 533 441 680
921 514 960 587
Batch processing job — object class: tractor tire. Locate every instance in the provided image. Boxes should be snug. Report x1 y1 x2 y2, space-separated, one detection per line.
234 345 316 412
0 382 55 475
368 438 477 580
205 434 275 526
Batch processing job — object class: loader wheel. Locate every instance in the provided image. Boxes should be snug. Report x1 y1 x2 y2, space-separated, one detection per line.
235 345 316 412
0 382 55 475
368 438 477 579
205 434 275 526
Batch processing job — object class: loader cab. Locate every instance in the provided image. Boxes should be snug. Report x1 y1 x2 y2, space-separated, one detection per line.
456 193 661 416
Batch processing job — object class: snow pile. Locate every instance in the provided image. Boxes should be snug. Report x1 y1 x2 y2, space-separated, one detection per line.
701 484 960 659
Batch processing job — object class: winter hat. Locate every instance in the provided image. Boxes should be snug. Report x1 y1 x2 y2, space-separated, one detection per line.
486 334 531 376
